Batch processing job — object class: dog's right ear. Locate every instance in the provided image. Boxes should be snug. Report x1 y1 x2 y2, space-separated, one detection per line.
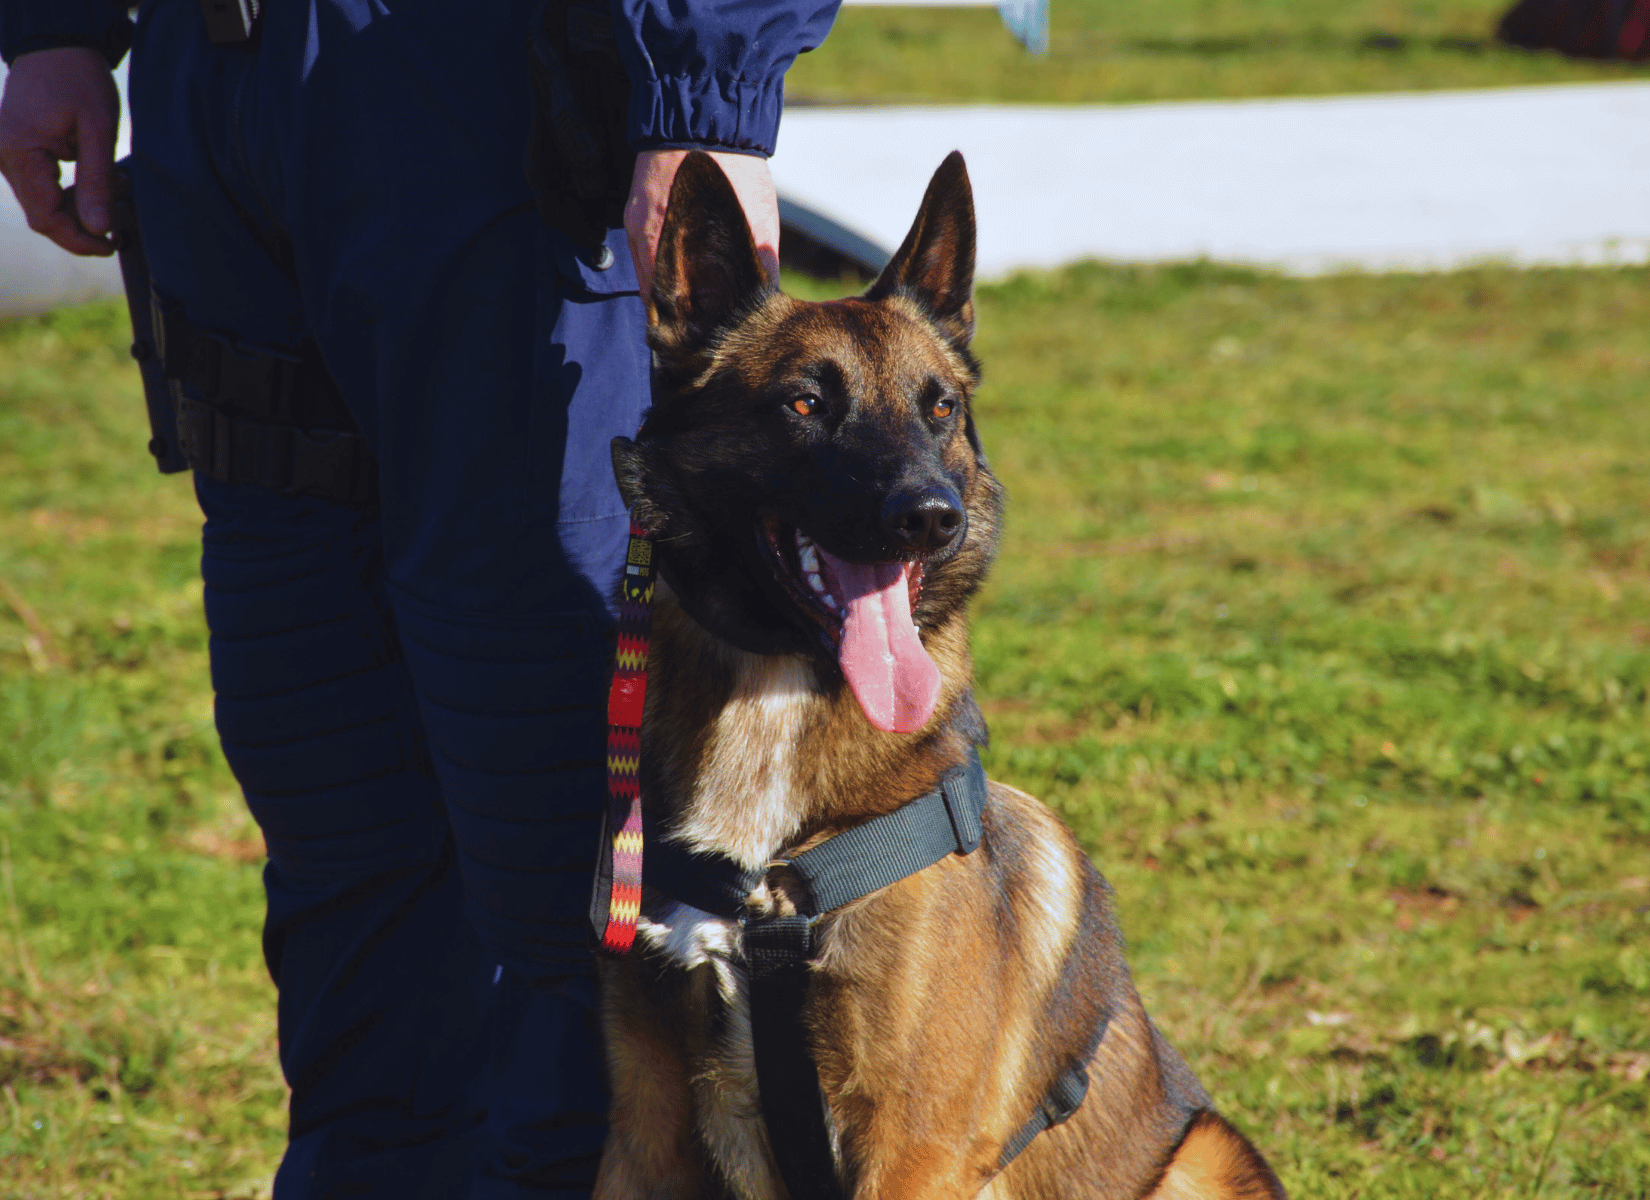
649 152 772 354
865 151 976 346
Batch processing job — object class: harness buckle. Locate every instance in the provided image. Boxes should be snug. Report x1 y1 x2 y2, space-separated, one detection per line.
749 860 825 925
1042 1065 1089 1125
742 912 818 968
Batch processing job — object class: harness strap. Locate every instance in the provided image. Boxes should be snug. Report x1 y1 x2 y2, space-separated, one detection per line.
746 916 840 1200
636 755 985 1200
995 1012 1109 1171
637 818 765 919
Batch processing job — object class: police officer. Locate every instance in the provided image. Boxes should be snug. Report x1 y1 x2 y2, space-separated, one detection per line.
0 1 837 1195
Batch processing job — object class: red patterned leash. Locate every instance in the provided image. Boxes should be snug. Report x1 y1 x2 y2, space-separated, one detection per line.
600 520 656 954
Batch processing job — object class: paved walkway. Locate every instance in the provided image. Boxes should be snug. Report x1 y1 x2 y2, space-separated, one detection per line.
5 66 1650 315
769 82 1650 278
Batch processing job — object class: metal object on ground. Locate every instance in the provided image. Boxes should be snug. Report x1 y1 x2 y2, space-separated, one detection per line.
777 196 891 280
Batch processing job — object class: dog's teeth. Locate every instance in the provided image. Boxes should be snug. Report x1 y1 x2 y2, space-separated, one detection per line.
821 593 839 611
799 544 819 573
807 571 826 594
795 529 812 550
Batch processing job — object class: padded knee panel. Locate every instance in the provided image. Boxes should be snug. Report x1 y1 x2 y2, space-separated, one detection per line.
391 594 608 981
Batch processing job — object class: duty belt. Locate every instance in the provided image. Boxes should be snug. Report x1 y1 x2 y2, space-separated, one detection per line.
150 300 379 506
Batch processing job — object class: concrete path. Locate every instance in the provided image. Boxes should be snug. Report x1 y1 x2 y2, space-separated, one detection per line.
768 82 1650 279
5 60 1650 316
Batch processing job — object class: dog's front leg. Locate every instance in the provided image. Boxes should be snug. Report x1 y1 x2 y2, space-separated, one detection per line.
596 956 716 1200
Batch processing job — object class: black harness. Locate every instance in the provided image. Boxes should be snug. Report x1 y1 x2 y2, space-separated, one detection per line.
639 750 1103 1200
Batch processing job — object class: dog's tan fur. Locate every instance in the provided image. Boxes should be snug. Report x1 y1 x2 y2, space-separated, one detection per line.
594 153 1286 1200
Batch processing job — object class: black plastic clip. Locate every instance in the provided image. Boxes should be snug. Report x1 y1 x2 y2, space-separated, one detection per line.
941 750 987 855
200 0 260 44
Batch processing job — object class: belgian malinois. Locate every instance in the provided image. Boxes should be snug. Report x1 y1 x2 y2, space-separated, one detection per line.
596 151 1286 1200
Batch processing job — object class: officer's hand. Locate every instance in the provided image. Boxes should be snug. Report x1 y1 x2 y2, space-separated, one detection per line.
0 47 121 257
626 149 781 296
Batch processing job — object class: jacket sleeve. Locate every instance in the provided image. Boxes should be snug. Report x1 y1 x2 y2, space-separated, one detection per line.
612 0 840 157
0 0 132 66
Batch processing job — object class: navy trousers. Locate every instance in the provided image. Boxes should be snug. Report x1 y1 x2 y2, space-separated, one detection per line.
127 2 649 1194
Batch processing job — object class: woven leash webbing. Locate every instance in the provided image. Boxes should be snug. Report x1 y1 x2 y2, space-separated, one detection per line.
602 519 656 954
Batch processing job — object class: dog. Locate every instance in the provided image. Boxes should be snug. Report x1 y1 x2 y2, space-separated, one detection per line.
594 150 1287 1200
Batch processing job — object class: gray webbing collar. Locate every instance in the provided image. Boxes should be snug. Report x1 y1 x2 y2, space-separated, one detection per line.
640 747 988 923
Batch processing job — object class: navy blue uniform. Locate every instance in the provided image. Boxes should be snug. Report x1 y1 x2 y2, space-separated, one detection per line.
1 1 837 1195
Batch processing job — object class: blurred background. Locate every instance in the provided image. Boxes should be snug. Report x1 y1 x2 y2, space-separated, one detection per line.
2 1 1648 1195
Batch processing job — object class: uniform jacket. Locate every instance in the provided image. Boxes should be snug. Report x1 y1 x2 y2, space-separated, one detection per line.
0 0 838 157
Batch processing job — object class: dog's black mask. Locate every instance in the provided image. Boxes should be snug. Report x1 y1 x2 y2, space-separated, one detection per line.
613 151 1002 680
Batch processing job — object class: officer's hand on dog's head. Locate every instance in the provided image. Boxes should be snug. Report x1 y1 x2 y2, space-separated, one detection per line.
625 149 780 298
0 47 121 257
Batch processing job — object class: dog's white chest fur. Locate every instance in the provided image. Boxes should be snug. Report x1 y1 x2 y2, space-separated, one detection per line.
633 653 821 1200
669 651 816 868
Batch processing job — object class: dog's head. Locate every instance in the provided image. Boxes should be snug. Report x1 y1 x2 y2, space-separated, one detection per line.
613 151 1003 735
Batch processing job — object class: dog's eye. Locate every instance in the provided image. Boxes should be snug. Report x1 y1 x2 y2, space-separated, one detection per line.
931 397 955 420
789 395 819 417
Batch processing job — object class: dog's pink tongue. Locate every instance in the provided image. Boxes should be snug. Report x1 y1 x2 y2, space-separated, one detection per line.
816 548 940 734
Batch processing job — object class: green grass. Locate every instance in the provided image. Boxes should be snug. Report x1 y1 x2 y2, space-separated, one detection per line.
786 0 1650 104
963 262 1650 1196
0 304 281 1198
4 268 1650 1196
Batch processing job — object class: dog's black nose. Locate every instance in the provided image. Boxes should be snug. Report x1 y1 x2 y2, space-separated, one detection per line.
883 485 965 552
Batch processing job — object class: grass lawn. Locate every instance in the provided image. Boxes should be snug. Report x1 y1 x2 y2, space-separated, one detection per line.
0 303 279 1197
962 263 1650 1197
786 0 1650 104
4 263 1648 1195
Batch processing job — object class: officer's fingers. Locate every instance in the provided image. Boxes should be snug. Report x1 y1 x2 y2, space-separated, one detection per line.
0 47 121 255
708 152 781 286
72 106 118 237
626 150 781 298
3 147 109 255
625 149 686 298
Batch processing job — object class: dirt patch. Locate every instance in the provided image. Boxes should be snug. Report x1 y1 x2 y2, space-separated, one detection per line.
1390 885 1461 931
177 826 265 865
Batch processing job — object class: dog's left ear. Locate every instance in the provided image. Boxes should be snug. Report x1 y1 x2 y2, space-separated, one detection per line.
650 152 772 355
865 150 976 346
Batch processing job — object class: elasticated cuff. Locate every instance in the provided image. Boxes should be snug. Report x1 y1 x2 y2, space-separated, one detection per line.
627 72 786 157
0 0 132 66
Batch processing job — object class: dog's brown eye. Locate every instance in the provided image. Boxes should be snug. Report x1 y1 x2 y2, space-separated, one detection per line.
790 395 819 417
931 397 955 419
